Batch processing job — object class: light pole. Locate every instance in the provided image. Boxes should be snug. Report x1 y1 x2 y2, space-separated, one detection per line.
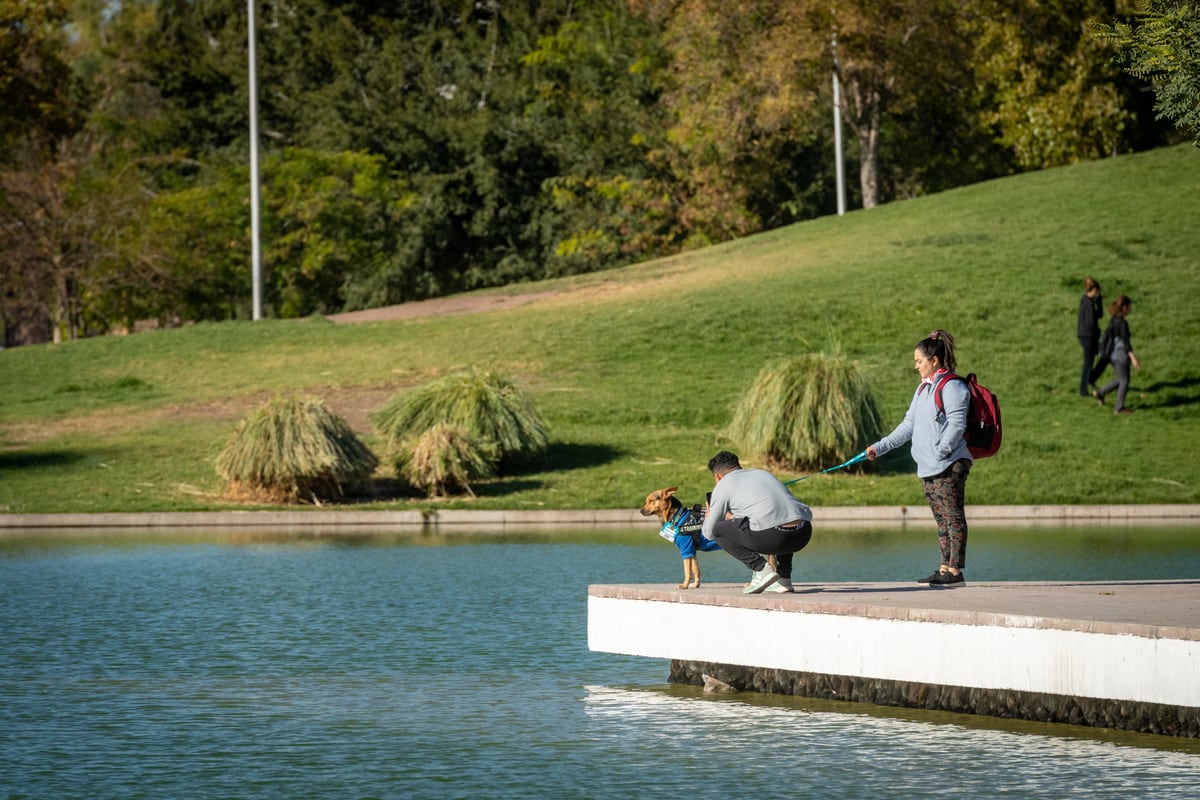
831 30 846 217
247 0 264 320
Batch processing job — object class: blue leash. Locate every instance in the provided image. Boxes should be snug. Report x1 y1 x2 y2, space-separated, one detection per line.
783 451 868 486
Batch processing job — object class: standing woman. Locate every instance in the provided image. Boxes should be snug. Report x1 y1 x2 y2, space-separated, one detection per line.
1077 276 1104 396
866 330 973 586
1093 295 1140 415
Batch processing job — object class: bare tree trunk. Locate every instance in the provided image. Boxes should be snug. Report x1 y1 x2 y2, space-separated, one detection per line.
842 73 884 209
858 99 881 209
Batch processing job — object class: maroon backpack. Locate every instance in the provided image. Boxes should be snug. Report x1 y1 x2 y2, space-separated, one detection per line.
931 372 1002 459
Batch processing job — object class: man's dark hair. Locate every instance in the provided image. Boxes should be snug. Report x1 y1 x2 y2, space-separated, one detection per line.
707 450 741 475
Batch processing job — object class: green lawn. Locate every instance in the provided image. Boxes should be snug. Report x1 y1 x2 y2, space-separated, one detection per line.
2 144 1198 513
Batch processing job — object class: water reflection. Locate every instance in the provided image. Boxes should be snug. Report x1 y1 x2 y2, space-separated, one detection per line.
584 686 1200 796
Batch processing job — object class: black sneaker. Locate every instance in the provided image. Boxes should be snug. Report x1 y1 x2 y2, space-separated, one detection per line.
917 570 944 584
929 571 965 587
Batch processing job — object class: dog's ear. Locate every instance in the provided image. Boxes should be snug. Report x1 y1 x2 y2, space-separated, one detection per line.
664 487 678 498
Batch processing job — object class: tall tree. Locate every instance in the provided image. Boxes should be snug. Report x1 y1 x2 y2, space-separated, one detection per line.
827 0 976 208
638 0 997 214
0 135 144 343
519 1 677 271
632 0 831 238
968 0 1138 170
0 0 80 162
0 0 115 344
128 148 415 322
1094 0 1200 145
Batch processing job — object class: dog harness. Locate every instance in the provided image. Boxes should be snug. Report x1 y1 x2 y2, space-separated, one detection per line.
659 505 704 542
659 505 719 559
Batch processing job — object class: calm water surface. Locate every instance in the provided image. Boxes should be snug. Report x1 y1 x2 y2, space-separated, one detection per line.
2 525 1198 799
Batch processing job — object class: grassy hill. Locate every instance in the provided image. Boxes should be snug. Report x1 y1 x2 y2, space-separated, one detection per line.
2 145 1198 514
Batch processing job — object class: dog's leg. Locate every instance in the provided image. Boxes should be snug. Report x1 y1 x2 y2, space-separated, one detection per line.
680 557 701 589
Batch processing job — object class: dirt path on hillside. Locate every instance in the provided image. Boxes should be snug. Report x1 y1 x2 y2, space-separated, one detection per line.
324 290 562 323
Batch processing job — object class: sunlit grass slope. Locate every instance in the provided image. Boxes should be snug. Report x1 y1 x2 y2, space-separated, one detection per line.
2 145 1198 513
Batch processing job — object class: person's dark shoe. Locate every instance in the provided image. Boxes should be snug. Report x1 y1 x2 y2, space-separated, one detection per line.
1115 408 1134 415
917 570 945 584
1092 390 1104 406
929 571 965 587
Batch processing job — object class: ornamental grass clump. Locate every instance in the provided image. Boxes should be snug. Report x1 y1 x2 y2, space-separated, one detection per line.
727 350 883 472
372 368 548 473
216 394 379 504
400 423 495 497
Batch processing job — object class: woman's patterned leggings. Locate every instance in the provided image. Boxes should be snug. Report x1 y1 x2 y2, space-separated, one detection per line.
921 458 971 569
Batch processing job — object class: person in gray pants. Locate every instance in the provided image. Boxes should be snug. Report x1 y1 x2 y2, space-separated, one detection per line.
1093 295 1141 415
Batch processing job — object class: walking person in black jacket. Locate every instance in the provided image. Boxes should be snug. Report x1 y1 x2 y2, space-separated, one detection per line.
1093 295 1141 415
1077 276 1104 396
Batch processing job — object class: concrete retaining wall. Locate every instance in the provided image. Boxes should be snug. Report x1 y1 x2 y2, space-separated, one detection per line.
668 660 1200 736
2 504 1198 529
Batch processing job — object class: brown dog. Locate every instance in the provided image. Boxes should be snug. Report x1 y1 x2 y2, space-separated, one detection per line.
641 486 778 590
640 486 717 589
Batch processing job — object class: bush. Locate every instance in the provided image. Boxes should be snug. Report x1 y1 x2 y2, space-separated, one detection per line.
372 369 548 470
400 423 496 497
216 394 379 503
727 350 883 471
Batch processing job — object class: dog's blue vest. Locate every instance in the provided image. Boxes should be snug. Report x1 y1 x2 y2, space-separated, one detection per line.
659 505 719 559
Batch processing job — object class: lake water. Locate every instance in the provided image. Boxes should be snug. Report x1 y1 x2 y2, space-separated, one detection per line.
2 525 1199 799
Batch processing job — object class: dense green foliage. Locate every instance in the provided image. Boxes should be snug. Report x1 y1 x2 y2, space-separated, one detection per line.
1 145 1197 513
728 350 883 471
1 0 1187 346
215 394 378 502
1095 0 1200 146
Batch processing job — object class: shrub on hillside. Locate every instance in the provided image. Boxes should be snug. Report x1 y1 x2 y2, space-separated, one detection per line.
216 394 379 503
727 350 883 471
400 423 496 497
372 369 548 471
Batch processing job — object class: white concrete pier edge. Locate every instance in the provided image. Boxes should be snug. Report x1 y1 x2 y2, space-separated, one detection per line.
587 594 1200 708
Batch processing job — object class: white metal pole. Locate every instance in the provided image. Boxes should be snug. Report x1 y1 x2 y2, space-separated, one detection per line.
831 30 846 217
247 0 264 320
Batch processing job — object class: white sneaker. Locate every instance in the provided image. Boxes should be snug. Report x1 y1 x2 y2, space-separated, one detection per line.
743 564 779 594
766 577 794 593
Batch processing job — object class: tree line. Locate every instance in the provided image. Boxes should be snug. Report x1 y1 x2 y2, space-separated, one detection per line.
0 0 1191 346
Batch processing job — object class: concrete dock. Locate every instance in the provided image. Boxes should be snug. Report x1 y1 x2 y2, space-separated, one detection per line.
588 579 1200 736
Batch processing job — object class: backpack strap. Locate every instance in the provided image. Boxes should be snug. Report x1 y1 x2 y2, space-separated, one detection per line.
930 372 963 415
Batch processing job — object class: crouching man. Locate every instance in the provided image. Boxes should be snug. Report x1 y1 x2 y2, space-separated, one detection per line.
701 450 813 594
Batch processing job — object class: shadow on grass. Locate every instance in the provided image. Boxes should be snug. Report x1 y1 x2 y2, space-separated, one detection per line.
471 478 546 498
337 442 624 503
0 450 86 471
344 477 420 504
1138 375 1200 409
501 441 624 477
473 443 623 498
